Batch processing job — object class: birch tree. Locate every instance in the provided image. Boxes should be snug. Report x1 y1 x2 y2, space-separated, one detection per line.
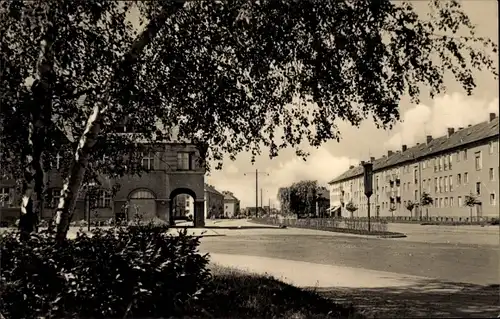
1 0 497 243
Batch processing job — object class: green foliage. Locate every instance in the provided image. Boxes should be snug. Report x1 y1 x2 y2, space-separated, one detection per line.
1 0 497 175
420 192 434 207
278 181 328 217
405 200 416 213
205 266 361 318
345 201 358 213
0 223 210 318
464 192 479 207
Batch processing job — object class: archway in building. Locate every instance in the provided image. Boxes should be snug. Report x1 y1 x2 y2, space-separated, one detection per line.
128 189 157 221
169 188 196 227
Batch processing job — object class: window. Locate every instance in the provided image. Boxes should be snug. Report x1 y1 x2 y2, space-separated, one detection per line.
177 152 192 170
464 172 469 183
439 198 443 207
489 141 495 154
56 153 62 170
476 182 481 195
0 187 11 207
449 175 453 192
444 177 448 192
413 167 418 184
444 197 448 207
434 159 438 172
490 193 496 206
439 157 443 171
474 151 482 171
449 154 453 169
450 197 454 207
438 177 443 193
141 152 154 170
434 177 438 192
457 174 461 185
458 196 463 207
50 188 61 208
444 156 448 171
434 198 438 207
99 190 112 208
414 190 418 201
463 149 468 160
456 151 460 162
489 168 495 181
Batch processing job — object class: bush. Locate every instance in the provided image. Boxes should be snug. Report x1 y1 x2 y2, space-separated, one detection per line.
0 222 211 318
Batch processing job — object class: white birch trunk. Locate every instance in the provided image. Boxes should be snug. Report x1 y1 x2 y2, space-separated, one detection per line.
19 21 56 237
54 2 186 242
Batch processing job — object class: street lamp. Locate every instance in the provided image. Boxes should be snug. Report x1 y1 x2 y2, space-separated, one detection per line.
362 161 373 232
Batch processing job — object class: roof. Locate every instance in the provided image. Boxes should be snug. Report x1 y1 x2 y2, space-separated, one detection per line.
204 184 224 196
329 117 499 184
222 191 239 202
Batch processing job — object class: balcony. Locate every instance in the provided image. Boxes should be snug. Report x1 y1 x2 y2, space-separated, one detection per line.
390 197 395 204
396 196 401 203
395 178 401 186
389 180 394 188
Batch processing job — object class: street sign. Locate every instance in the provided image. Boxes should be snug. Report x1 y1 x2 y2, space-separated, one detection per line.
363 162 373 197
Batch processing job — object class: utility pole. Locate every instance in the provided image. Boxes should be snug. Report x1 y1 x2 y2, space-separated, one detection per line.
243 169 269 218
260 188 263 212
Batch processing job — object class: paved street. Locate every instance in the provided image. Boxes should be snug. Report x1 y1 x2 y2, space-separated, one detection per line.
200 219 499 317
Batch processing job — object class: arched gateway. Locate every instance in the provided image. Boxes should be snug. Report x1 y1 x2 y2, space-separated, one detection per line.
169 188 204 227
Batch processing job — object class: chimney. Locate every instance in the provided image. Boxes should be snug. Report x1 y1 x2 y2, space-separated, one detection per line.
349 165 354 169
402 144 407 152
387 150 393 157
370 156 375 162
426 135 433 144
490 113 497 122
447 128 455 137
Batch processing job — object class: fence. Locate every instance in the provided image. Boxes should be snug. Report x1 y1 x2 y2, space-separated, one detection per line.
256 216 389 233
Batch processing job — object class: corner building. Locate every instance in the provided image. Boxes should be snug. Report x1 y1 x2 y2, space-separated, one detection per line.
329 113 499 221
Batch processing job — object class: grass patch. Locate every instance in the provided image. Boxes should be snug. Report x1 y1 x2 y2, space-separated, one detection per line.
198 264 363 319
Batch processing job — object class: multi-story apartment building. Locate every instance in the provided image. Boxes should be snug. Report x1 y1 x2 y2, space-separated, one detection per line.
0 133 207 227
329 113 499 220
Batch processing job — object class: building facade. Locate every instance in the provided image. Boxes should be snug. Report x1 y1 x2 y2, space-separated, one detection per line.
0 142 207 227
222 191 240 218
204 184 224 219
329 113 499 221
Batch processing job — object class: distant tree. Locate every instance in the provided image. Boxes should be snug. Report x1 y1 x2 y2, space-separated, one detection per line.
389 204 396 218
464 192 479 223
405 201 416 218
345 201 358 218
2 1 496 242
420 192 434 220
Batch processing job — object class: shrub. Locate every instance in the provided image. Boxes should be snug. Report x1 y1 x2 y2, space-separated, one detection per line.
0 222 211 318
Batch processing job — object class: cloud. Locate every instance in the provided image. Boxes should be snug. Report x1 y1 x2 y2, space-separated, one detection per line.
206 148 357 208
385 93 499 150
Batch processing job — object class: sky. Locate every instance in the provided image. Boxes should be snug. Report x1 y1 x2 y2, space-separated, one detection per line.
204 1 499 208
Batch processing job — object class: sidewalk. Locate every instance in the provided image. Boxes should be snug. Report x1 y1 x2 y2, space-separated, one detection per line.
208 253 431 289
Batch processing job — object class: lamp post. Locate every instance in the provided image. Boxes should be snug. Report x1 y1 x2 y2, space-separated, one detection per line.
362 161 374 232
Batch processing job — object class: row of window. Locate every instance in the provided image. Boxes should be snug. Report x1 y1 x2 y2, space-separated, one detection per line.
52 152 196 171
348 191 497 212
0 187 113 209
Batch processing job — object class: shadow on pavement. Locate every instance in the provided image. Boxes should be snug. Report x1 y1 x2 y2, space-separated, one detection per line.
314 280 500 318
203 225 281 230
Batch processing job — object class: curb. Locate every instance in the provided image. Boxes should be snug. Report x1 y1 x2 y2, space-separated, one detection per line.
250 221 407 238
